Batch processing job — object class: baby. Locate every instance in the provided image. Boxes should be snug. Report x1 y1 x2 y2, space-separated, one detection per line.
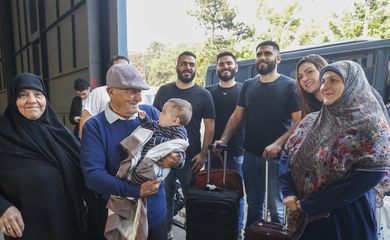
119 98 193 184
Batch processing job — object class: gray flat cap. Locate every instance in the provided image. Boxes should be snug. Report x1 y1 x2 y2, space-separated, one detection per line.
106 63 150 90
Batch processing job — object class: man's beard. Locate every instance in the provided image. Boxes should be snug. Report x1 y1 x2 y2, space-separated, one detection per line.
217 68 236 82
256 59 276 75
177 70 195 83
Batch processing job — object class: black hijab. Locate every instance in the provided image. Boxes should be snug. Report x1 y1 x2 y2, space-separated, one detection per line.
0 73 86 233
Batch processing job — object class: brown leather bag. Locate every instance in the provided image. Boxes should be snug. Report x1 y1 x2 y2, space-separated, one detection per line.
194 150 244 197
245 220 288 240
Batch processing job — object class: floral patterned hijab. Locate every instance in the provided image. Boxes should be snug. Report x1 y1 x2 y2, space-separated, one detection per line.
286 61 390 198
284 60 390 235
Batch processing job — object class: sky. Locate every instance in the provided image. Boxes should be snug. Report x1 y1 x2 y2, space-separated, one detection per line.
127 0 359 52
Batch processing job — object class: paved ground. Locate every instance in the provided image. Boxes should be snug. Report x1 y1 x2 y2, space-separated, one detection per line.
172 224 186 240
172 208 186 239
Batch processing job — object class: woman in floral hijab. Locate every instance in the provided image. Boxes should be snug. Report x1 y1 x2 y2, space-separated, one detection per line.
280 60 390 240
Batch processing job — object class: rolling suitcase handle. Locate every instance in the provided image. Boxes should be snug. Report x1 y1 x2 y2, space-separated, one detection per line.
264 159 269 220
207 144 228 187
244 159 288 240
264 159 287 225
195 145 244 196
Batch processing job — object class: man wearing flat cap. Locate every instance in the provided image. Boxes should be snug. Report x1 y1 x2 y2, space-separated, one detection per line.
81 63 180 240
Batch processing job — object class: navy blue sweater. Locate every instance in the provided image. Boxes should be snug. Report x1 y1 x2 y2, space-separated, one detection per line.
280 170 384 239
81 104 166 228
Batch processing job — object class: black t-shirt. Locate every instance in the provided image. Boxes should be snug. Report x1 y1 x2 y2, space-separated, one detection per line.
238 75 300 156
307 94 323 112
153 82 215 158
206 83 244 156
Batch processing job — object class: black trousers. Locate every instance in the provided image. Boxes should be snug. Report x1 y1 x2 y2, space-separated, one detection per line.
148 219 168 240
85 191 107 240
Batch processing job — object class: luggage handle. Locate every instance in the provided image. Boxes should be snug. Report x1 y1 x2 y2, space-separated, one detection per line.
204 185 223 192
264 160 269 221
207 144 228 187
264 159 287 225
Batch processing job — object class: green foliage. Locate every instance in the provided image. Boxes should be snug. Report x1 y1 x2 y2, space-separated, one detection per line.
234 23 256 42
129 42 203 87
328 0 390 39
255 0 303 48
186 0 258 85
196 37 235 85
188 0 237 40
129 0 389 87
188 0 255 42
296 19 328 46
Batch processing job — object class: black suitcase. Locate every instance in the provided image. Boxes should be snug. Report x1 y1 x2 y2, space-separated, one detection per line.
186 144 240 240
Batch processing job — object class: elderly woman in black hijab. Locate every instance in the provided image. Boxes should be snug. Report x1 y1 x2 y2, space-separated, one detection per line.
0 73 86 239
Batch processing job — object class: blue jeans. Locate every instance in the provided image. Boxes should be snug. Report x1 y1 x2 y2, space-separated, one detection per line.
164 159 193 232
210 154 245 234
242 152 284 228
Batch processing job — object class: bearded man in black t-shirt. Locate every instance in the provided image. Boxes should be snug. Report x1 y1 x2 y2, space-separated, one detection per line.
206 51 245 239
153 51 215 239
214 41 301 228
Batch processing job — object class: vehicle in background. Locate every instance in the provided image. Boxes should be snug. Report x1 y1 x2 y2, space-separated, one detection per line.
205 38 390 102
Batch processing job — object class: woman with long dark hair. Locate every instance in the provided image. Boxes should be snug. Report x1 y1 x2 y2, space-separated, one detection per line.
296 54 328 118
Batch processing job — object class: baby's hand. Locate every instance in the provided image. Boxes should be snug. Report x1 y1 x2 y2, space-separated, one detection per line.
138 109 146 119
159 153 181 168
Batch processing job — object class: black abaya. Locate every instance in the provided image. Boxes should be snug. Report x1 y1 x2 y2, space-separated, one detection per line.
0 73 86 239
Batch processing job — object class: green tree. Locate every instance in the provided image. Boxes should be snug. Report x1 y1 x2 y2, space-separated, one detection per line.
328 0 390 39
130 42 204 87
196 37 235 85
255 0 301 48
253 0 329 49
144 42 176 86
188 0 255 42
187 0 256 85
196 36 258 85
296 19 329 46
188 0 236 41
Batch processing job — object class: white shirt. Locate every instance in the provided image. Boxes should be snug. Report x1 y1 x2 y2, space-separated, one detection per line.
82 86 110 116
104 103 138 124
